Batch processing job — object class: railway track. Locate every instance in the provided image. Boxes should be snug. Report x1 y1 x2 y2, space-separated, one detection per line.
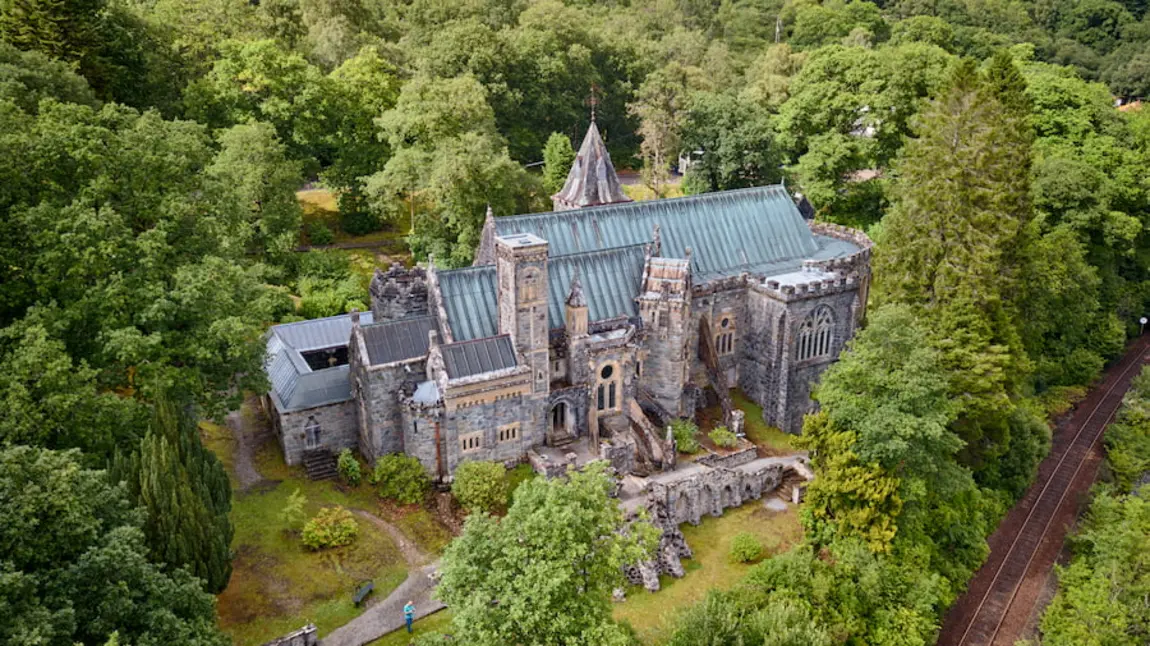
937 335 1150 646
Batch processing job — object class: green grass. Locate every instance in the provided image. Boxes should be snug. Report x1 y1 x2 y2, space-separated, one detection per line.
297 188 409 251
506 463 536 503
200 420 239 489
613 500 804 645
368 609 454 645
210 422 411 645
622 182 685 201
731 391 797 454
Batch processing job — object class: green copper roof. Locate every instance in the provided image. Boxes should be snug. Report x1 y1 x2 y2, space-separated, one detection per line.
493 185 821 280
437 244 647 342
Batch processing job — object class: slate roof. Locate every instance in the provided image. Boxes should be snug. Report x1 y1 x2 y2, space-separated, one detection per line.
437 244 647 341
265 312 374 413
441 335 518 379
552 121 631 209
361 316 436 365
496 185 842 280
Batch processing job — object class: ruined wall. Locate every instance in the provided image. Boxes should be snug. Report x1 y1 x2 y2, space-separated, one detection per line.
369 264 429 322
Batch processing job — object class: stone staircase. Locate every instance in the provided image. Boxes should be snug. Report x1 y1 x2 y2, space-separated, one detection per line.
302 449 338 480
697 317 735 427
776 470 808 504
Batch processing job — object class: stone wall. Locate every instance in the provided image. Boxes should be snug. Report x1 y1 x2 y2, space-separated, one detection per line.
439 393 542 476
369 264 429 322
261 624 317 646
277 400 358 466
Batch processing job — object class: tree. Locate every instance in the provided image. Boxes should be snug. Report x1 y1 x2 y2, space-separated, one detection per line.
207 120 303 260
680 90 781 192
365 75 539 266
110 395 234 593
451 460 508 513
629 62 700 196
0 99 290 419
542 131 575 195
0 41 97 112
435 462 657 645
0 446 228 645
875 61 1033 466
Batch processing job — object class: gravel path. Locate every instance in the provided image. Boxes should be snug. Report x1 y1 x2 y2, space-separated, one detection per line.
226 398 274 492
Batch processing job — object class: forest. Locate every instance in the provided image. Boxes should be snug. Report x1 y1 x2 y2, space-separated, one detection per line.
1 0 1150 643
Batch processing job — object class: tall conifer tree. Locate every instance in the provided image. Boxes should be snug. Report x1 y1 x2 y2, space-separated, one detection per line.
875 60 1034 468
111 396 234 593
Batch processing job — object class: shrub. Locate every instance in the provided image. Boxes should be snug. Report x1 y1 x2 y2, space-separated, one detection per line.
452 461 508 513
709 426 738 449
307 221 334 246
337 448 361 486
279 487 308 531
729 532 763 563
302 506 359 550
371 454 429 504
670 419 700 454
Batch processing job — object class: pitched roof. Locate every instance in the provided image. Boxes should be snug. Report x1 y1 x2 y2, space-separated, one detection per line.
552 121 631 209
265 312 375 412
497 185 841 280
441 335 518 379
436 244 647 342
361 316 436 365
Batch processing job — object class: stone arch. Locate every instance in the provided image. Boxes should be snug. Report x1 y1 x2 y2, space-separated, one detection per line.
673 493 689 524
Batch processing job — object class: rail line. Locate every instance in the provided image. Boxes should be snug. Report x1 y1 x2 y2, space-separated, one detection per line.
938 335 1150 646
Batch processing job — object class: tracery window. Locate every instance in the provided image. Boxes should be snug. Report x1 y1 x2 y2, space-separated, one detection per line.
715 316 735 355
797 306 834 361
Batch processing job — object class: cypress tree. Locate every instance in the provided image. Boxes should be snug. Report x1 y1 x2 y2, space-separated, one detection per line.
542 132 575 196
111 396 234 593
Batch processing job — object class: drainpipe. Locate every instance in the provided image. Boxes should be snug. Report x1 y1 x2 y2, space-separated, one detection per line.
434 421 445 481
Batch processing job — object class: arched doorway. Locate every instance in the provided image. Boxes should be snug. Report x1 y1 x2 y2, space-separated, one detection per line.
552 402 568 435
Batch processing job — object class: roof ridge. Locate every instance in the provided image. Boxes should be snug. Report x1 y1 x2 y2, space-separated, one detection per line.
510 184 787 222
547 242 649 261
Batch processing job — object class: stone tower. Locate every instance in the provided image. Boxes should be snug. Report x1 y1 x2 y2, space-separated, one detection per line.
637 250 692 416
496 233 550 396
369 263 429 322
552 120 632 211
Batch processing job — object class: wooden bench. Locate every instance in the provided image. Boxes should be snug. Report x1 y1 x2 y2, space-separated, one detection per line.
353 581 374 606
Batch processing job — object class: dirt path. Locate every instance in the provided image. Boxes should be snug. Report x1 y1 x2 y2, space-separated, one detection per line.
226 397 275 492
352 510 432 568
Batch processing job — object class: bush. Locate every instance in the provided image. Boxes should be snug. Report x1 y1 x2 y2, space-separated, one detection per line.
709 426 738 449
279 487 307 531
307 221 334 246
670 419 700 454
371 454 429 504
729 532 763 563
337 448 361 486
302 506 359 550
452 461 508 513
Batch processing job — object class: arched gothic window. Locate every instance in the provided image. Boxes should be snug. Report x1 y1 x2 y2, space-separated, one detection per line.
797 307 834 361
596 364 619 412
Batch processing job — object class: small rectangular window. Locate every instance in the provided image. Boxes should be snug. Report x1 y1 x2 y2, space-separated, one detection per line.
460 432 482 453
498 423 520 443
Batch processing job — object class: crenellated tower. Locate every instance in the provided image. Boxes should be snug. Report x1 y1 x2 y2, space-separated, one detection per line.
496 233 550 396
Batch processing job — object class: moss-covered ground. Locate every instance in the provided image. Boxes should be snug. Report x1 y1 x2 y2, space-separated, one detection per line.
613 501 804 645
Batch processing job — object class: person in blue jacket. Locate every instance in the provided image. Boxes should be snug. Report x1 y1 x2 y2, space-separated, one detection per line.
403 600 415 634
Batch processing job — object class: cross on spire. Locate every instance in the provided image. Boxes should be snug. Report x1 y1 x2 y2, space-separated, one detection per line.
586 84 600 122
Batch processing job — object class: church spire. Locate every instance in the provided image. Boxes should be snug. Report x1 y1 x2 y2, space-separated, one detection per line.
551 120 632 211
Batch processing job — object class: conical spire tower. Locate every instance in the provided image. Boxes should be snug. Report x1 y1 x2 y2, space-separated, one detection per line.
551 120 632 211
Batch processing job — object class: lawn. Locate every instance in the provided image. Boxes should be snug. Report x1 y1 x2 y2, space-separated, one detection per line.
731 391 798 455
621 180 684 202
297 188 409 252
613 500 804 645
202 409 454 646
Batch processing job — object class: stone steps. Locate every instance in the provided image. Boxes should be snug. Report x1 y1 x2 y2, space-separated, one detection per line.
303 449 338 480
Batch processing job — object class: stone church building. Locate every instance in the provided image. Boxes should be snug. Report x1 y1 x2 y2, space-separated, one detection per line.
264 121 872 479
